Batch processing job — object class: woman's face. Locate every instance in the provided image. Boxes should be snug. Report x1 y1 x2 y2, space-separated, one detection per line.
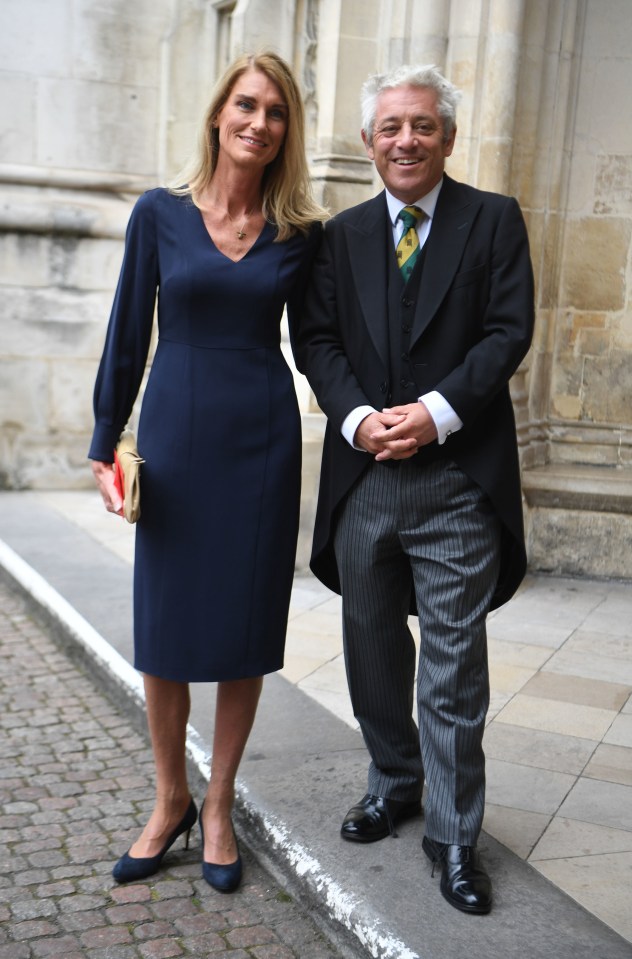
214 68 288 172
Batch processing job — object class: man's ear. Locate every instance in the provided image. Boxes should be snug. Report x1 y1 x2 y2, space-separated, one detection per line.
361 128 374 160
443 125 457 158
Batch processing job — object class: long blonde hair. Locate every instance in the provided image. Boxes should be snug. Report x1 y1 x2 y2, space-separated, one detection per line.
171 51 327 240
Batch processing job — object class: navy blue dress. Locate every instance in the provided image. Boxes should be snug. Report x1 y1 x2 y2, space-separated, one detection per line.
89 189 320 681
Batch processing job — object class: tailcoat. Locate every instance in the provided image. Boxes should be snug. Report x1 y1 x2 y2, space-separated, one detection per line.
296 175 535 610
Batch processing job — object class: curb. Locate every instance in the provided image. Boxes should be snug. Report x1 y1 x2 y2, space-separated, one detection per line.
0 535 416 959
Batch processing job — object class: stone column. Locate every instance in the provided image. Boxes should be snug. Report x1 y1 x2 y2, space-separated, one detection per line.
446 0 526 190
383 0 451 70
229 0 297 61
309 0 380 211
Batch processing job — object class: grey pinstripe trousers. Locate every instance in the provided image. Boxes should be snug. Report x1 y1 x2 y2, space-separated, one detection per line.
333 458 501 846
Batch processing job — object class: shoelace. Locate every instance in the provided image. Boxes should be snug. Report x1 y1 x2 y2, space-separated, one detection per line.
428 843 472 877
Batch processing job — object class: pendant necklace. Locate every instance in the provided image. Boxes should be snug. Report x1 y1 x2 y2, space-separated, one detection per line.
223 203 258 240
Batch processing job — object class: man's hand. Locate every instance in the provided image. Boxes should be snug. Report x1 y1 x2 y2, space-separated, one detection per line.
370 402 438 461
354 410 409 455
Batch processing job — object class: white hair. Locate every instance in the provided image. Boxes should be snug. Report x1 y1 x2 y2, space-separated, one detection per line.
361 64 462 144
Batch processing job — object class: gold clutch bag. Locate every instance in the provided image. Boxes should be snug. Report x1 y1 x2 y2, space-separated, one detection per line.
113 430 145 524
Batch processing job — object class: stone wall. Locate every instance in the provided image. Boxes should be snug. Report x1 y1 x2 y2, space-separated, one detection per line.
516 0 632 576
1 0 630 576
0 0 216 487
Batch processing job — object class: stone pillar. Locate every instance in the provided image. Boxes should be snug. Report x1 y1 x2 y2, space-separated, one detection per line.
474 0 526 193
383 0 451 68
514 0 585 470
309 0 380 211
445 0 526 190
518 0 632 578
229 0 297 61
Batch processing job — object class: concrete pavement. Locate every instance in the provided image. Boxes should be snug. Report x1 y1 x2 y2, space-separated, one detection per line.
0 489 631 958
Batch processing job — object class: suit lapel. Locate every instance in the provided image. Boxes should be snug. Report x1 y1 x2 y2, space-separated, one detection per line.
411 176 481 348
344 193 390 366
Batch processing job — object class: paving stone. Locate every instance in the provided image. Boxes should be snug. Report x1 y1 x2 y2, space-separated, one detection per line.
137 939 183 958
150 897 200 920
226 924 278 948
10 898 58 921
176 930 225 953
172 911 227 934
0 578 346 959
81 925 134 948
106 903 153 925
59 909 113 933
11 919 59 940
133 920 184 941
0 945 31 959
110 884 153 904
250 945 296 959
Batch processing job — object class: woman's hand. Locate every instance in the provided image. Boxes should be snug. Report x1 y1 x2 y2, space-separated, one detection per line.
91 460 124 517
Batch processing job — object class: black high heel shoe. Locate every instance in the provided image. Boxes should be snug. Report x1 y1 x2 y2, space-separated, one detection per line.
199 802 242 893
112 797 198 884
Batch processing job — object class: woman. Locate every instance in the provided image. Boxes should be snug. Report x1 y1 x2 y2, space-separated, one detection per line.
89 51 325 892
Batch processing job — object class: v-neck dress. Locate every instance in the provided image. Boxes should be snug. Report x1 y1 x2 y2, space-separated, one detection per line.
89 188 320 681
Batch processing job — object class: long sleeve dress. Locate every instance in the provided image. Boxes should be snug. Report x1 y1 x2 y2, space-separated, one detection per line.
89 188 320 682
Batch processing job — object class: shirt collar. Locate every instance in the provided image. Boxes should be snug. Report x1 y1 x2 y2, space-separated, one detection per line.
385 178 443 227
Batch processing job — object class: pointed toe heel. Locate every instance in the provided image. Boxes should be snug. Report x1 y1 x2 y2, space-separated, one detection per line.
199 809 242 893
202 854 242 893
112 797 198 884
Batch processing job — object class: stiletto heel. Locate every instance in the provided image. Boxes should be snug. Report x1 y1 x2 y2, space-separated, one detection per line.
199 801 242 893
112 797 198 884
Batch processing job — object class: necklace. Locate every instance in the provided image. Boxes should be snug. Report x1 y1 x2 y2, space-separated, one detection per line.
217 202 258 240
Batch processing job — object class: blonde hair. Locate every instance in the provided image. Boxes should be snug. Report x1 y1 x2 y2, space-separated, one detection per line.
171 51 326 240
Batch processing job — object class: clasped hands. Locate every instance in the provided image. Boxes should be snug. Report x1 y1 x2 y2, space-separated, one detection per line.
354 403 438 461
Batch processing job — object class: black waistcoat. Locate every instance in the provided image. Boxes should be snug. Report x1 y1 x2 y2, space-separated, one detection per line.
386 231 427 406
382 227 443 470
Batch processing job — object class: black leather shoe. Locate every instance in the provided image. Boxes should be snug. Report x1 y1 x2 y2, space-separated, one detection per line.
341 793 422 843
422 836 492 914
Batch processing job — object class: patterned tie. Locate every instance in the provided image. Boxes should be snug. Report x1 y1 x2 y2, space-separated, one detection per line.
396 206 424 282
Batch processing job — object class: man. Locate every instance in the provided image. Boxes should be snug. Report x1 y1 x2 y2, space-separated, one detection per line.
295 64 534 915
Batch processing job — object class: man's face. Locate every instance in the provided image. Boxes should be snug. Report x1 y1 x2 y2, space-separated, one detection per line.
362 84 456 203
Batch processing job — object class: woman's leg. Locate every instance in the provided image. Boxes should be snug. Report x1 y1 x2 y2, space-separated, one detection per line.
200 676 263 864
128 674 191 858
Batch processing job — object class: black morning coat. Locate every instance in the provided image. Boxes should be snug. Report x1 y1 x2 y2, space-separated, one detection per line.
295 174 535 611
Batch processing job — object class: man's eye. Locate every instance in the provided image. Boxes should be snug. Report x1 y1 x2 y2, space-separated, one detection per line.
381 126 398 136
416 124 434 135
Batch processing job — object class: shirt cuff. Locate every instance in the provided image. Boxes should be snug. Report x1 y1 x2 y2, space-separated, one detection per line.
341 405 376 450
419 391 463 445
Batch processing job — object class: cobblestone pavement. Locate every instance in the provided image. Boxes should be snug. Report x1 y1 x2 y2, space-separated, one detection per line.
0 577 344 959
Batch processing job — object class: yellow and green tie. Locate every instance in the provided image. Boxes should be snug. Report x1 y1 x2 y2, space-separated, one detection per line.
396 206 424 282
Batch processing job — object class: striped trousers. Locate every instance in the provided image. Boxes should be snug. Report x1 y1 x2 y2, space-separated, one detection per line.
333 458 501 845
